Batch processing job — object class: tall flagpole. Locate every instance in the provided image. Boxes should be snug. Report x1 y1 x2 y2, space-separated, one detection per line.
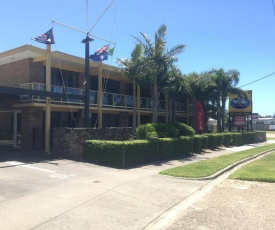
45 44 51 152
52 1 115 128
82 35 93 127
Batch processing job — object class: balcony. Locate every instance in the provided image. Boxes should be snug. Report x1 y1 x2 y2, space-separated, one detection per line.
20 83 188 113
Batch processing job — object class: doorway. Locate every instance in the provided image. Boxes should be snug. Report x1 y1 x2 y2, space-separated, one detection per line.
0 111 21 148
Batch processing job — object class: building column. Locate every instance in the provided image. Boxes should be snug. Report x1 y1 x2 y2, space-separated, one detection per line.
97 64 103 128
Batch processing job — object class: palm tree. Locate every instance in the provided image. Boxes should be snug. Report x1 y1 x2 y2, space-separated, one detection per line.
209 68 245 132
135 24 185 123
163 66 184 122
182 72 202 130
116 44 145 136
183 72 216 132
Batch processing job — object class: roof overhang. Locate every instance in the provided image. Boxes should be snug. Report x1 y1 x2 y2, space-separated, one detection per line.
0 45 45 65
0 44 124 80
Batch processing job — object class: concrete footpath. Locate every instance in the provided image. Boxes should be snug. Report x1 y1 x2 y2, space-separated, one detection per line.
0 141 274 230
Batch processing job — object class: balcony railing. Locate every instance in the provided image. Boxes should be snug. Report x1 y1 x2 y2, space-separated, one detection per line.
20 83 188 112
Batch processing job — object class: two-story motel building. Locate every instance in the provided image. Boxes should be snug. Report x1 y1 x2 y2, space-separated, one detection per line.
0 45 192 150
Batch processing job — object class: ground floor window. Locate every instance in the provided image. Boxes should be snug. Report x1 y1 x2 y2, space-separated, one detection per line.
51 112 79 128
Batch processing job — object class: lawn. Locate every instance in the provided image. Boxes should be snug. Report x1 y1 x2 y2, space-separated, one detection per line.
266 131 275 140
229 150 275 183
159 143 275 178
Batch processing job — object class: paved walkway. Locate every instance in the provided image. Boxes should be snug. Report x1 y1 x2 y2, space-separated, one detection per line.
0 141 274 230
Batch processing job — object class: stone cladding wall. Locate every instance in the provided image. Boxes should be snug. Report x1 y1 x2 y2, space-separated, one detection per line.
52 127 132 160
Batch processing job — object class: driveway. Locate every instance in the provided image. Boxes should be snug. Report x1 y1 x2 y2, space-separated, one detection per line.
0 149 208 230
0 142 272 230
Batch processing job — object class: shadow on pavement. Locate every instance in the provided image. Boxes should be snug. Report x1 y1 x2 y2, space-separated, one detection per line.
0 145 58 164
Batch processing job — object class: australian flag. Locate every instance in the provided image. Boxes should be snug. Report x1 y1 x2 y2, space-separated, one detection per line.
89 45 109 62
33 28 55 44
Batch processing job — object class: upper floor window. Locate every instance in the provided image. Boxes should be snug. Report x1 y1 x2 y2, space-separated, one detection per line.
43 67 79 88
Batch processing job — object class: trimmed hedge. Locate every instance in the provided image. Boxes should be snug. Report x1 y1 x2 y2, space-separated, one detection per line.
174 136 194 156
223 132 233 147
216 133 224 147
84 137 194 168
193 135 202 153
201 135 208 149
207 134 219 150
244 132 255 144
83 131 261 168
232 133 244 146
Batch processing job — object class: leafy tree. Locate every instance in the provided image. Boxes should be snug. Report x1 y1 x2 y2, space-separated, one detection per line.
135 24 185 123
116 44 145 136
208 68 246 132
163 66 185 122
183 72 216 131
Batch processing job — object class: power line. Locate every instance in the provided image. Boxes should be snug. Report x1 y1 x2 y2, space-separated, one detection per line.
239 1 275 88
240 71 275 88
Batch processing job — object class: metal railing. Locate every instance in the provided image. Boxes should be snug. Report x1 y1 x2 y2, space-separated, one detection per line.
20 83 188 112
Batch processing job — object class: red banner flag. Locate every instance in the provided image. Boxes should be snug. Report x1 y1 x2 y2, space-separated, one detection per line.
195 100 204 131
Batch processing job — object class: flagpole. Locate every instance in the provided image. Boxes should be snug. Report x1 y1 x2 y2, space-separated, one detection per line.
45 44 51 153
82 35 94 127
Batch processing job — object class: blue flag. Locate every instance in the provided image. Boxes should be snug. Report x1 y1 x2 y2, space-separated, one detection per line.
89 45 109 62
33 28 55 44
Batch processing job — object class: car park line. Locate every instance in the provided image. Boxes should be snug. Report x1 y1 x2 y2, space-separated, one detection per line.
7 161 56 174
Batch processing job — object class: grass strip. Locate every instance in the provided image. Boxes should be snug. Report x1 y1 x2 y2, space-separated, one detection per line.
159 143 275 178
229 150 275 183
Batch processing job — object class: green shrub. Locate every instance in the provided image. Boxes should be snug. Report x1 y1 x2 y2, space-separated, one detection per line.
173 136 194 157
154 123 167 138
223 132 233 147
137 122 194 139
216 133 224 147
136 124 157 139
244 132 255 144
173 122 195 136
201 135 208 149
166 123 180 137
232 133 244 146
154 138 174 160
154 123 179 138
83 137 194 168
83 140 124 168
123 140 155 166
193 135 202 153
207 134 218 150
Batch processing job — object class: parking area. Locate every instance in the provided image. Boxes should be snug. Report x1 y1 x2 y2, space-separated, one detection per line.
0 148 210 230
1 142 270 230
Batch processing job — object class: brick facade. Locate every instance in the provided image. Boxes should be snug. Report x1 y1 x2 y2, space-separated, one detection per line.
0 58 43 87
21 107 43 150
